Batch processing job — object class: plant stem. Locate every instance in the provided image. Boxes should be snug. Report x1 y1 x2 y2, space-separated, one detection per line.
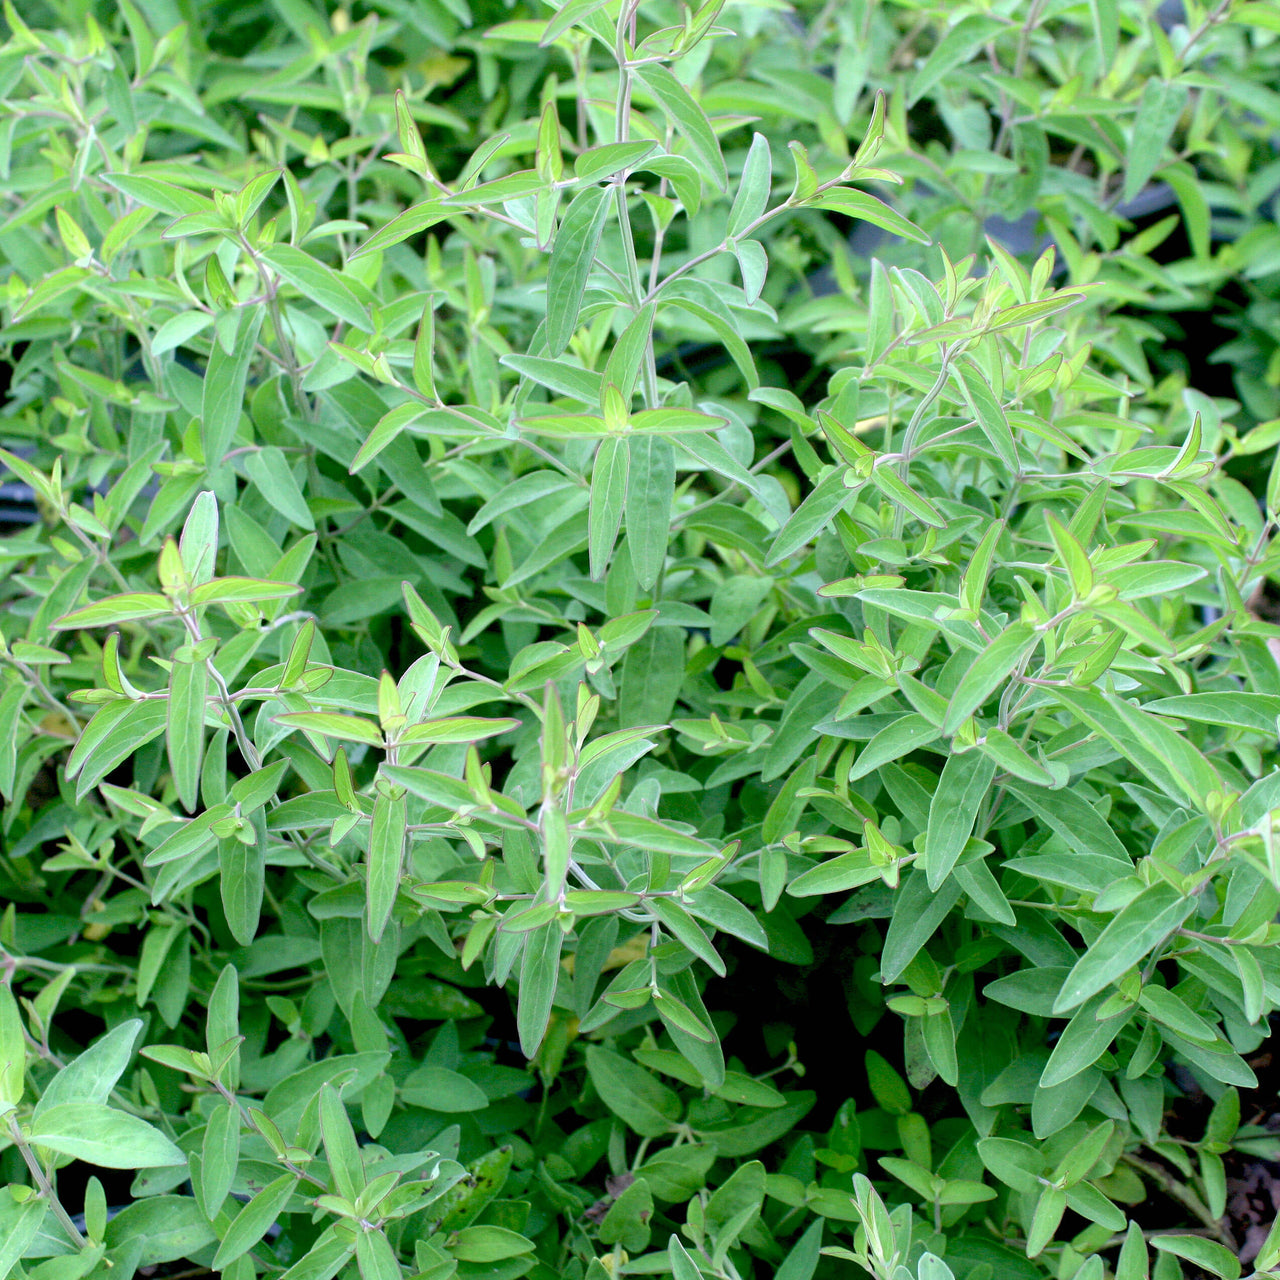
1121 1152 1235 1249
8 1118 88 1248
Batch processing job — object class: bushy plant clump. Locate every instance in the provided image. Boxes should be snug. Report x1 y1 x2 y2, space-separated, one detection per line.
2 2 1280 1279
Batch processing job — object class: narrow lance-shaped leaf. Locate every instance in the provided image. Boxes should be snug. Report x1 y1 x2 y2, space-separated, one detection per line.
728 133 772 238
167 654 207 814
809 189 930 245
178 491 219 587
220 816 266 948
259 244 372 333
245 447 314 530
626 434 674 591
367 789 407 943
413 301 437 400
517 921 564 1057
1124 78 1187 204
212 1173 299 1270
633 64 727 189
319 1084 365 1201
53 593 172 629
589 436 628 580
199 1099 239 1218
546 184 611 357
943 623 1039 734
924 750 997 890
203 309 264 469
1053 882 1195 1014
0 982 25 1107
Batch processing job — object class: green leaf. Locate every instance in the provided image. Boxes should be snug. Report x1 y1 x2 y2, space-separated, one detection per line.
105 1196 219 1267
870 465 945 527
221 823 265 947
350 403 426 473
809 189 930 245
400 1065 489 1112
356 1228 401 1280
626 434 675 591
167 653 207 814
619 625 685 728
1054 882 1194 1014
213 1173 298 1269
882 870 963 983
68 698 170 800
669 1235 704 1280
53 593 172 628
767 469 854 566
352 197 451 257
1124 79 1187 203
865 1050 912 1115
1089 0 1118 65
518 921 564 1056
178 490 219 586
275 712 384 748
709 575 774 647
503 354 603 405
574 139 660 183
913 23 1009 103
733 238 768 305
444 168 544 206
1003 780 1129 862
1053 687 1220 810
30 1103 185 1167
1150 1235 1240 1280
0 1196 44 1275
651 898 725 977
1027 1185 1067 1258
199 1100 240 1218
728 133 772 237
777 1218 823 1280
586 1046 682 1137
634 64 727 189
1145 692 1280 736
788 849 880 897
0 985 24 1109
103 172 216 216
144 804 233 867
1042 993 1136 1088
319 1084 365 1200
33 1020 141 1118
367 789 407 943
849 713 943 782
398 716 519 745
589 436 628 580
245 446 314 530
662 279 760 388
275 1227 355 1280
541 0 612 43
639 154 704 217
203 309 264 469
599 1176 655 1251
956 361 1018 471
191 577 303 605
260 244 372 332
546 184 612 357
977 1136 1045 1194
924 750 996 889
450 1226 536 1262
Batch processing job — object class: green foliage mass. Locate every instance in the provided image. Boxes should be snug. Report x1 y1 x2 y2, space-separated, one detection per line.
2 1 1280 1279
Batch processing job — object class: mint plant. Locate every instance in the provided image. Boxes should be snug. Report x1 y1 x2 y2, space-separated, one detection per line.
3 1 1280 1279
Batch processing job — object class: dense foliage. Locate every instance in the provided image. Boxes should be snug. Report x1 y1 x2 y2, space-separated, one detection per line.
3 1 1280 1279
